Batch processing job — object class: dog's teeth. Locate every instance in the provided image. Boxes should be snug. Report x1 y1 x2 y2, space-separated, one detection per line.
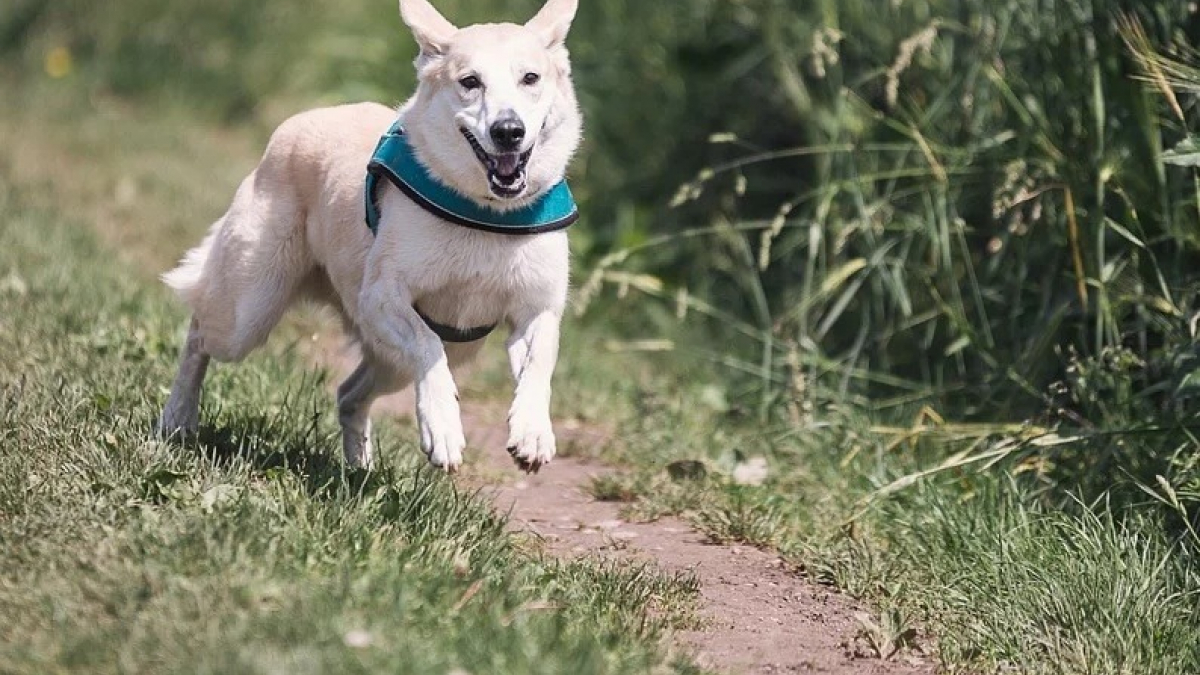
490 174 527 195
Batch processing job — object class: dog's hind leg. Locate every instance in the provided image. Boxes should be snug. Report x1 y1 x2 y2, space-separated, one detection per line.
163 164 313 364
337 358 409 469
157 318 211 438
158 168 311 443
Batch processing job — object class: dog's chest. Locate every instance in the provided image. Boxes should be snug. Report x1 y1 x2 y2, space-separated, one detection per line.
392 219 568 325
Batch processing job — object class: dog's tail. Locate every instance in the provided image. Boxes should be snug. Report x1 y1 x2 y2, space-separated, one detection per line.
161 223 219 308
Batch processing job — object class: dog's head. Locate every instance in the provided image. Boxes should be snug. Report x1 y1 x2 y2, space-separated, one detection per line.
397 0 582 209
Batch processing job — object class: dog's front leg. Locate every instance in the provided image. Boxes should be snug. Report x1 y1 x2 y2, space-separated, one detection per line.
359 281 465 472
505 309 561 473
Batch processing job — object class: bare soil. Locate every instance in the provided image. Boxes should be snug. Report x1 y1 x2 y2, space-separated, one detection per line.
315 339 933 675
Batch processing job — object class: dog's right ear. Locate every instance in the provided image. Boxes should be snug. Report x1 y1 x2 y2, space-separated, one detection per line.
398 0 457 59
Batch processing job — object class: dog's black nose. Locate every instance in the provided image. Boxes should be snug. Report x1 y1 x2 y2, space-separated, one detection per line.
490 116 526 151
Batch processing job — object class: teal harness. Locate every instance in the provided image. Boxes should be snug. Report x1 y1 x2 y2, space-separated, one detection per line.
363 122 579 343
365 122 578 235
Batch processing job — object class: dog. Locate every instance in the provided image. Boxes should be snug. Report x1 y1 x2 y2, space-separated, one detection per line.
156 0 582 474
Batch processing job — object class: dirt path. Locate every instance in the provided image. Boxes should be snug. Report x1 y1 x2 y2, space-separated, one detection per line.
315 340 933 675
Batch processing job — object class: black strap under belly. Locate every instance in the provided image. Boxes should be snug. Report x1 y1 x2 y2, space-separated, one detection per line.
414 306 496 343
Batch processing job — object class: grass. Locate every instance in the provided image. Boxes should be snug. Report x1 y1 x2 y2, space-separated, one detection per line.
561 372 1200 674
879 491 1200 672
0 85 702 674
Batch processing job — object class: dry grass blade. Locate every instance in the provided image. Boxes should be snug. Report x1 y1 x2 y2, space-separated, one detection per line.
1119 14 1187 122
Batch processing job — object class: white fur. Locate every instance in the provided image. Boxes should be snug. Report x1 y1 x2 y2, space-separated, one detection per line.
157 0 582 473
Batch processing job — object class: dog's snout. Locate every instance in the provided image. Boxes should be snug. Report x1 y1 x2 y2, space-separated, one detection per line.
489 115 526 151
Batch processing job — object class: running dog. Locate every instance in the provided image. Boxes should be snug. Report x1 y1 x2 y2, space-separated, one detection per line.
157 0 582 474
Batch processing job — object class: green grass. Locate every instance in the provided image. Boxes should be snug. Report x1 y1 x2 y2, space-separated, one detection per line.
0 122 701 674
562 373 1200 674
877 489 1200 672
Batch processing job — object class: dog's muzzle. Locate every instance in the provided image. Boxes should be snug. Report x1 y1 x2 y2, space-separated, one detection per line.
460 128 532 199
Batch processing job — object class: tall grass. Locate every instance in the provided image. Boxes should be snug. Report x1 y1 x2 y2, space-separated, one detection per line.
573 0 1200 514
591 0 1196 394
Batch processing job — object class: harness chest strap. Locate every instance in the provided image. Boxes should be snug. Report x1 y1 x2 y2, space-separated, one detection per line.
363 122 579 343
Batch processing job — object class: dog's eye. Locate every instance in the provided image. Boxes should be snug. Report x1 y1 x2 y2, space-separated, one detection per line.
522 72 541 86
458 75 483 90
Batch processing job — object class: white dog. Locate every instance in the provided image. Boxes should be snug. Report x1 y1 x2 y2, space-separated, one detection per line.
157 0 582 474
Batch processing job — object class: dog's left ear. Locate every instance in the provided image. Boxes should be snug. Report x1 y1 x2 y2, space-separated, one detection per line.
525 0 578 49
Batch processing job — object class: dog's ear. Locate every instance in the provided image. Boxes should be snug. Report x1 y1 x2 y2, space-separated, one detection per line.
525 0 578 50
398 0 457 58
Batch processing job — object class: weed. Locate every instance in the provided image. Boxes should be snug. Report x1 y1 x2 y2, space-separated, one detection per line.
589 474 640 503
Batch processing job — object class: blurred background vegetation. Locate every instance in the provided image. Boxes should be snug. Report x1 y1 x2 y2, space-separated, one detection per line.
3 0 1199 515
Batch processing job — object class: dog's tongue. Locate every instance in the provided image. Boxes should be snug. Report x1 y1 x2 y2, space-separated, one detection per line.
495 153 522 178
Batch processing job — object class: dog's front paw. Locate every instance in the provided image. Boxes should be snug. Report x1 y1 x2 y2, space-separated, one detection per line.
507 397 555 473
416 390 466 473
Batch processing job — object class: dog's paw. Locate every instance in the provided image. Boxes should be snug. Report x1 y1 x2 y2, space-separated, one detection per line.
155 411 198 441
416 391 466 473
342 419 375 470
506 398 555 473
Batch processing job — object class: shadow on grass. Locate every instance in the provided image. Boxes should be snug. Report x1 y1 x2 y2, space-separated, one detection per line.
156 401 393 503
164 417 490 538
148 371 506 539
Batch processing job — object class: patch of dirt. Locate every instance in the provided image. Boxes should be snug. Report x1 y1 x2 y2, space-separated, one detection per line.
314 338 933 675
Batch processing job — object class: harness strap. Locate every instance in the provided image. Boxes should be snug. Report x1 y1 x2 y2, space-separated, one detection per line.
415 307 497 344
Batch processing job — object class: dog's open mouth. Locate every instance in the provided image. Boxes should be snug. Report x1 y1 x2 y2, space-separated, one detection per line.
460 128 532 198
